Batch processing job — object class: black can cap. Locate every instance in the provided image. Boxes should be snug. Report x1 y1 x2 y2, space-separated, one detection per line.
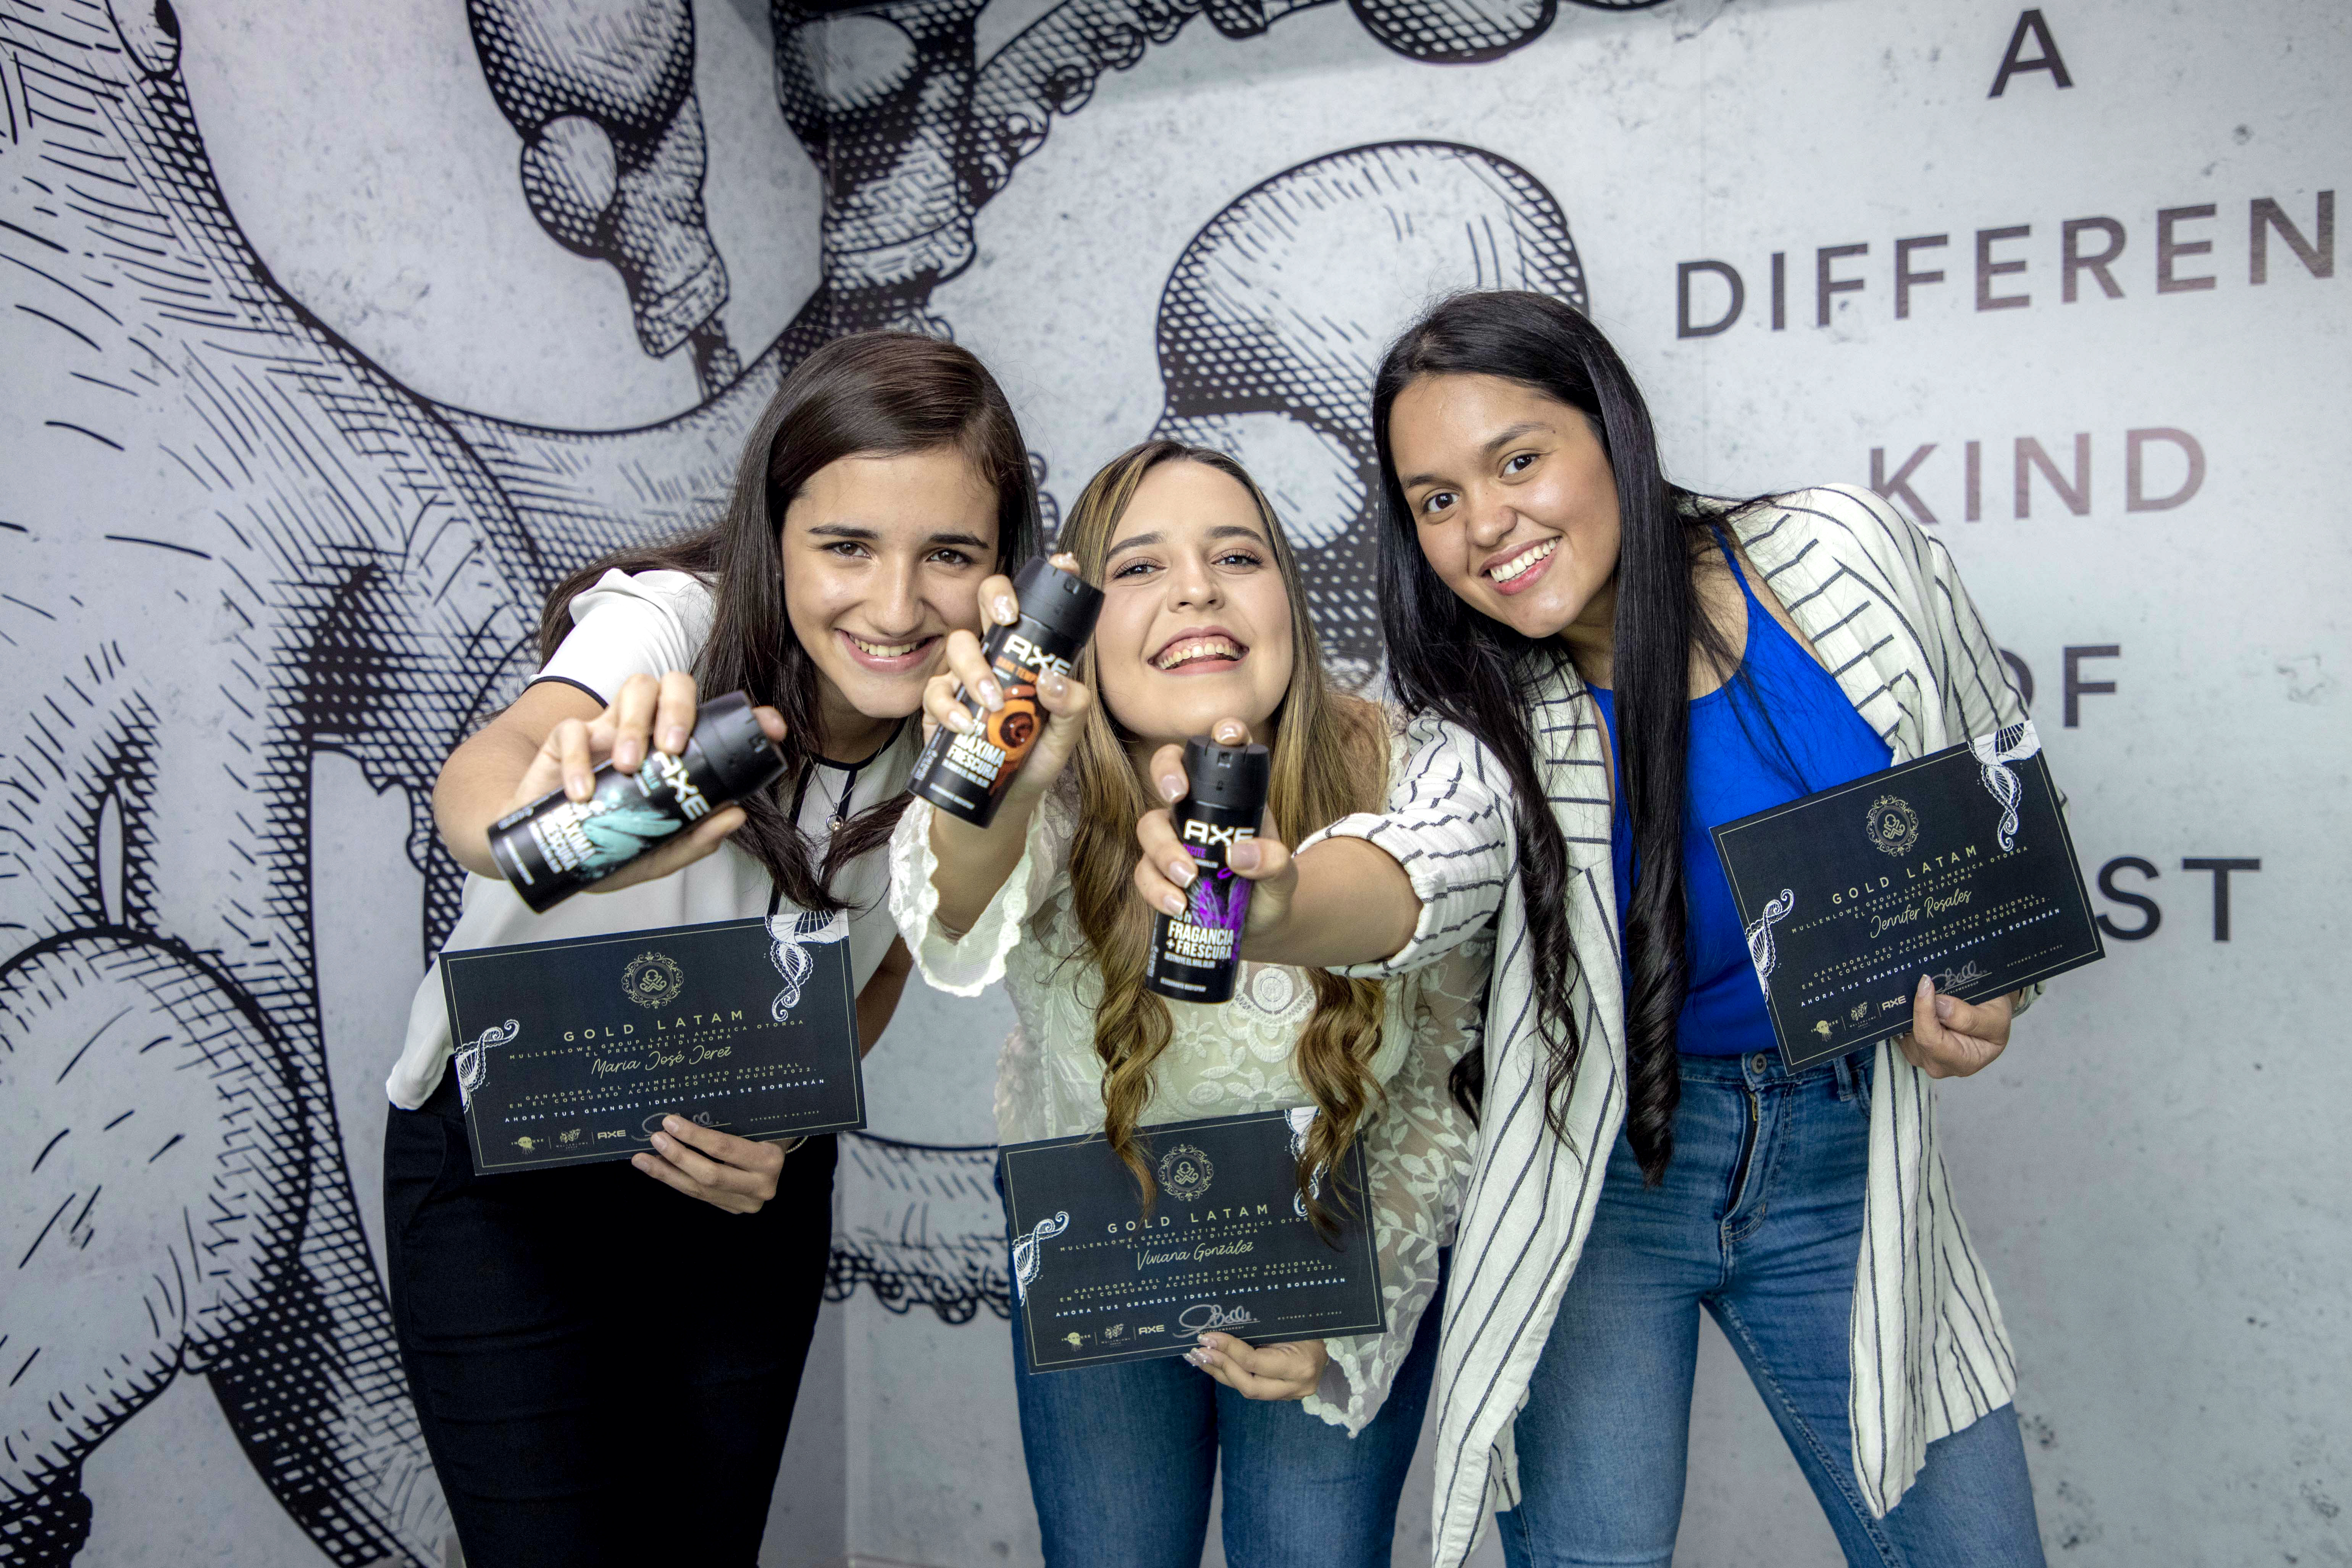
1181 736 1270 814
1011 556 1104 645
691 690 788 802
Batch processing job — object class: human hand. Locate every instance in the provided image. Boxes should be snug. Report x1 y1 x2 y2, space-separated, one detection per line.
630 1114 791 1213
1896 976 2018 1079
1186 1333 1328 1401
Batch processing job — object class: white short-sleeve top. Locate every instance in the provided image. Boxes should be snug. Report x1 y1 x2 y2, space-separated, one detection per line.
386 568 917 1110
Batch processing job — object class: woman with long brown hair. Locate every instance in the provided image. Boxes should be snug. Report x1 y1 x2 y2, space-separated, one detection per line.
381 331 1039 1567
885 439 1484 1568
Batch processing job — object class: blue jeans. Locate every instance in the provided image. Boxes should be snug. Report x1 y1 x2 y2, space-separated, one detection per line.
1009 1258 1444 1568
1497 1050 2045 1568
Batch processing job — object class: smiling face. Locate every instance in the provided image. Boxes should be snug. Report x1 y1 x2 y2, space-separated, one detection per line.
1091 460 1296 755
780 445 999 751
1387 372 1624 660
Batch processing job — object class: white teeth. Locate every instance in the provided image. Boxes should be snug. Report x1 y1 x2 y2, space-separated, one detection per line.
1488 539 1557 582
1155 638 1243 670
849 634 920 658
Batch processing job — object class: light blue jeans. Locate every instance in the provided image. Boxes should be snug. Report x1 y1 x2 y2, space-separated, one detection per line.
1497 1049 2046 1568
1007 1253 1444 1568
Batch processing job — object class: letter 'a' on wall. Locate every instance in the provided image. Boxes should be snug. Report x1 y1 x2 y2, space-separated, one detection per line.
2 0 2344 1563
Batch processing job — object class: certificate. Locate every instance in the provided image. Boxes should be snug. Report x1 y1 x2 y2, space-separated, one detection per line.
999 1110 1385 1373
1710 720 2104 1070
439 911 865 1174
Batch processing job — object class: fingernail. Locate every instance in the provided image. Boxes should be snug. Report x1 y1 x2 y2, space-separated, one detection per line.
1933 995 1955 1022
979 679 1003 710
1169 858 1196 886
1185 1349 1211 1368
946 708 974 734
1230 841 1260 871
1163 891 1186 916
994 594 1018 624
1159 774 1185 803
1041 671 1066 699
567 778 591 802
1215 721 1243 743
614 740 639 769
665 1116 683 1132
661 726 689 754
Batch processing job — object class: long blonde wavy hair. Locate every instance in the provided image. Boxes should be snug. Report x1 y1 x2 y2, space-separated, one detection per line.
1056 440 1390 1231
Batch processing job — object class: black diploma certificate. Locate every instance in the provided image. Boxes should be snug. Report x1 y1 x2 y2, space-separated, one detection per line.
999 1110 1386 1373
439 911 865 1173
1710 720 2103 1070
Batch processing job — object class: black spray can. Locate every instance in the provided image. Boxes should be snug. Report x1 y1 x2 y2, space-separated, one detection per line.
487 690 786 913
1143 738 1271 1005
909 556 1104 829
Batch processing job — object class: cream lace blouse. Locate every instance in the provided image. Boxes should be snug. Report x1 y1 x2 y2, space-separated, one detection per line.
886 778 1486 1434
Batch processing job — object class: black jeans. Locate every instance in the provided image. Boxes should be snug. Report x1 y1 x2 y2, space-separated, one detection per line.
385 1069 836 1568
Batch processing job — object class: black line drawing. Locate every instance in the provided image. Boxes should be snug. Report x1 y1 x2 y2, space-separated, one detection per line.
1150 140 1585 678
2 0 1615 1560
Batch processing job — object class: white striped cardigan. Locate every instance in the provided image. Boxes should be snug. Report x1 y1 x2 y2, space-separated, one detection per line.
1303 485 2036 1568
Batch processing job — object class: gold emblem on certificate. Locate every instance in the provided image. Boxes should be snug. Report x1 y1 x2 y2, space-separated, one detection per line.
620 949 686 1009
1158 1143 1216 1202
1865 793 1921 857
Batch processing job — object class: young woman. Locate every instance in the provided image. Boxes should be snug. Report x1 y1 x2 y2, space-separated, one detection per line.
886 440 1484 1568
1133 292 2053 1568
383 332 1040 1567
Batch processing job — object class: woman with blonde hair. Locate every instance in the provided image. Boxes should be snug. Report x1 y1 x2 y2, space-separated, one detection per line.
886 439 1484 1568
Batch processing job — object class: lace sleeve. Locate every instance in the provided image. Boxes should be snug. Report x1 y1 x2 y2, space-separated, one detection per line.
885 791 1074 997
1302 932 1488 1434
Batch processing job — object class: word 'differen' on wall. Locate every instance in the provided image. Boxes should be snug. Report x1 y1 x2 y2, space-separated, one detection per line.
1675 190 2334 337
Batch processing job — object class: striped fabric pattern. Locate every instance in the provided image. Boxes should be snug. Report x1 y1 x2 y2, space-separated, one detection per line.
1303 486 2034 1567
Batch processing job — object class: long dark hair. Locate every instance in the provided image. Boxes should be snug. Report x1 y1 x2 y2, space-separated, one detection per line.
1372 290 1735 1183
538 332 1041 911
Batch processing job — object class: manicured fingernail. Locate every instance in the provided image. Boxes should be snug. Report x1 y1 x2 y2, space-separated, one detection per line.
978 679 1003 710
1163 891 1186 916
665 1116 684 1132
946 708 974 734
1041 671 1066 699
994 594 1018 624
1230 841 1260 871
1159 774 1185 803
1169 858 1196 885
1185 1349 1211 1368
1215 721 1243 743
661 726 689 754
1933 995 1955 1022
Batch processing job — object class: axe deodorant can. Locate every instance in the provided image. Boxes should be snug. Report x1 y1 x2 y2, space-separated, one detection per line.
1143 737 1271 1004
487 690 785 913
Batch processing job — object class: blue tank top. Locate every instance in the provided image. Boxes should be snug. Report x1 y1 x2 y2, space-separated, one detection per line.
1589 534 1892 1056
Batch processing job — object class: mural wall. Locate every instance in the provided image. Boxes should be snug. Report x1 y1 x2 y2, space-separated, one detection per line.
3 1 2344 1565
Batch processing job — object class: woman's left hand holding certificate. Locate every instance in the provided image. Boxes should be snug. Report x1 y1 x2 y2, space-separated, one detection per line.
1186 1334 1329 1402
631 1114 791 1215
